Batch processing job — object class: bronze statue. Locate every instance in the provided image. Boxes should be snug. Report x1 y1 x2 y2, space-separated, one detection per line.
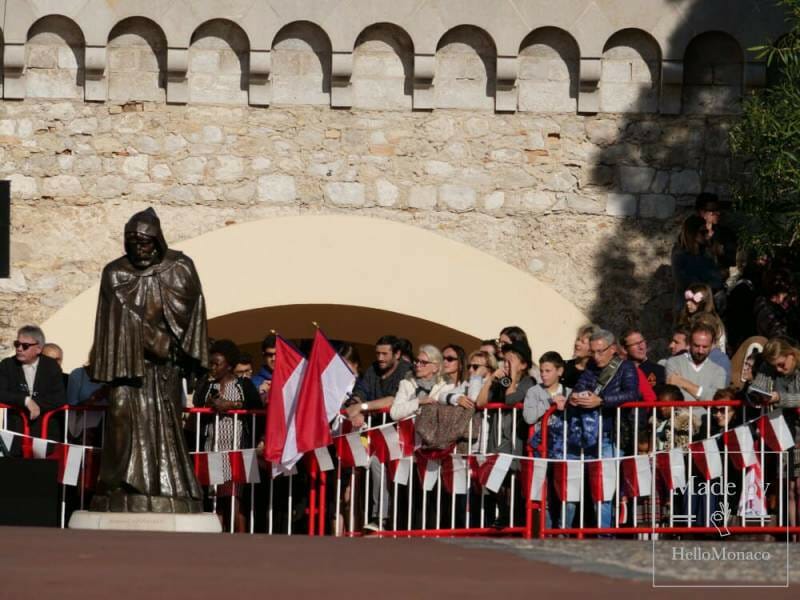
89 208 207 513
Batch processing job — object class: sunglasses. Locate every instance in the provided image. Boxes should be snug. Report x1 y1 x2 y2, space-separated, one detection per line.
442 356 458 363
468 364 484 370
13 341 39 350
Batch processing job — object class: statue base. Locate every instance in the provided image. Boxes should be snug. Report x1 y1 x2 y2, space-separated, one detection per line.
68 510 222 533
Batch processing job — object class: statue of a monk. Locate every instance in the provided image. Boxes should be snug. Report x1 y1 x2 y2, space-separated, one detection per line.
89 208 207 513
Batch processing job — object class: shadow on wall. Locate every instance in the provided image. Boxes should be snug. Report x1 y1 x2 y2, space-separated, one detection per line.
585 5 758 354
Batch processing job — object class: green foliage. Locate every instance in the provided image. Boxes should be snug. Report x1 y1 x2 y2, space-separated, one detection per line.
730 0 800 255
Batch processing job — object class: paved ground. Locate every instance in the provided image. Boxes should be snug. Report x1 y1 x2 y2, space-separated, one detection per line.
0 527 795 599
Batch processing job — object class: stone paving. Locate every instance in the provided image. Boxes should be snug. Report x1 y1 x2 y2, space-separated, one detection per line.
447 538 796 586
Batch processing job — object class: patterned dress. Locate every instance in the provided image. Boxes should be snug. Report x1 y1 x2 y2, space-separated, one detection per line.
203 379 244 496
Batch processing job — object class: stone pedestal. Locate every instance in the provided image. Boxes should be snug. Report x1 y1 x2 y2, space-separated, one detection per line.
68 510 222 533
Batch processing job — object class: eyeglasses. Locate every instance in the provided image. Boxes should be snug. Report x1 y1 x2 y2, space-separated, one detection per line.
414 359 434 366
13 341 39 350
442 356 458 363
590 345 612 356
625 338 646 348
468 364 484 371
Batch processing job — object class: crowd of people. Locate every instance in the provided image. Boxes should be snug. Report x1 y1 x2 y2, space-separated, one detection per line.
1 192 799 536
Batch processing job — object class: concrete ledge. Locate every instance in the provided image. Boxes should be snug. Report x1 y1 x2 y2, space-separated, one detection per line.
68 510 222 533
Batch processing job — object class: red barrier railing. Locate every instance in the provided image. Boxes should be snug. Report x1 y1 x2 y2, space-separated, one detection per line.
535 399 800 538
0 403 32 458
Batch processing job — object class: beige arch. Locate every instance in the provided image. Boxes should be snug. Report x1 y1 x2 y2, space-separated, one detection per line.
43 215 588 371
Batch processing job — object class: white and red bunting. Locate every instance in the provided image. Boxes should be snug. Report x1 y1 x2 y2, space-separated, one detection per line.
587 458 617 502
367 425 402 464
621 455 652 498
441 455 468 495
335 432 370 469
760 412 795 452
194 449 260 486
656 448 686 491
722 425 758 470
528 458 548 502
689 438 723 480
553 460 581 502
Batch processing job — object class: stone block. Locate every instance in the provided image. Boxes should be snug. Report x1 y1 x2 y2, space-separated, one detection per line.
174 157 207 184
375 179 399 207
651 171 670 193
89 175 127 199
42 175 82 198
8 174 38 199
520 191 556 212
489 148 524 163
424 160 454 177
57 46 81 69
0 270 28 293
543 168 576 192
602 61 632 83
605 193 638 217
226 182 256 203
212 156 244 182
151 164 172 180
27 45 58 69
619 165 655 193
565 194 604 214
257 174 296 204
439 184 476 212
585 119 620 145
408 185 437 210
325 182 366 207
669 170 701 194
640 194 677 219
122 155 149 180
483 191 504 210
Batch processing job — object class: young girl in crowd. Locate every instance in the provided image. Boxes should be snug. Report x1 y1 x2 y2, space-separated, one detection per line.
677 282 728 353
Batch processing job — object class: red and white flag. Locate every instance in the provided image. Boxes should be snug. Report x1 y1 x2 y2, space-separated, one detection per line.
229 449 261 484
722 425 757 470
656 448 686 491
587 458 617 502
335 432 370 468
0 430 13 455
390 457 412 486
529 458 548 501
553 460 581 502
397 419 417 456
265 336 307 474
295 329 355 454
738 462 767 517
760 412 795 452
479 454 512 493
689 438 723 480
368 425 402 464
194 452 226 486
441 455 468 495
52 443 84 487
416 456 440 491
32 438 48 459
312 446 335 472
622 455 652 498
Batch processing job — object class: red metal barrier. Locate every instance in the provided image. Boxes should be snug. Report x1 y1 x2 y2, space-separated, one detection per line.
535 399 800 538
0 403 32 457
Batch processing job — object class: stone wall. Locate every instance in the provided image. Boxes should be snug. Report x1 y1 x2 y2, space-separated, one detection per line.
1 98 734 354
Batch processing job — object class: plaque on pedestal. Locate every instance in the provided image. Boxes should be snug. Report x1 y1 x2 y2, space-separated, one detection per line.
69 510 222 533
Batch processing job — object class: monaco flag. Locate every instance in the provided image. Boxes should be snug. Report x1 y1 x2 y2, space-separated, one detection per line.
722 425 757 470
656 448 686 491
295 329 356 454
622 455 652 498
553 460 581 502
265 336 307 474
587 458 617 502
760 411 795 452
689 438 723 480
528 458 548 501
335 432 370 468
368 425 402 464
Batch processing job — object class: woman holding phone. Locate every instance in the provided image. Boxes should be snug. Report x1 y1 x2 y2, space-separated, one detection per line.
750 336 800 534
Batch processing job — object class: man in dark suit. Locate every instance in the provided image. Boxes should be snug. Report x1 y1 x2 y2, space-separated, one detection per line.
0 325 66 455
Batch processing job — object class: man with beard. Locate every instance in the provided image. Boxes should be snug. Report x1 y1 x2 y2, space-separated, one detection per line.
88 208 208 514
665 322 727 406
346 335 411 424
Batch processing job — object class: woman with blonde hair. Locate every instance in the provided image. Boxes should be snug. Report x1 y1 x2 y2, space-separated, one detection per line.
389 344 450 421
750 336 800 533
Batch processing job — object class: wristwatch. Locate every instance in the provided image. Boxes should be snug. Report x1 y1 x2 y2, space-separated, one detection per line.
360 402 369 413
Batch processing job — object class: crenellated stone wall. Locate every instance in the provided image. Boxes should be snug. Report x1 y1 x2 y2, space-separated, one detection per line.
0 0 788 355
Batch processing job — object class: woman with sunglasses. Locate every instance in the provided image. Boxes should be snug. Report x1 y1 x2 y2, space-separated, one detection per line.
389 345 450 421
